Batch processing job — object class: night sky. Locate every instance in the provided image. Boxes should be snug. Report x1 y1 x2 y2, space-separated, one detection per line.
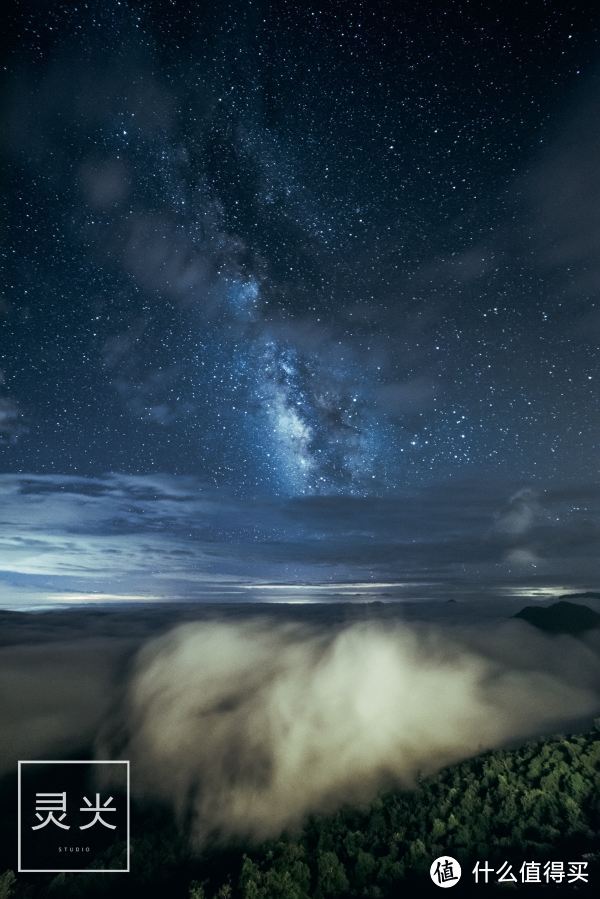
1 1 600 606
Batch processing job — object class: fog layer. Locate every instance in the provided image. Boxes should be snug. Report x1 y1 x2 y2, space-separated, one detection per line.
111 617 600 842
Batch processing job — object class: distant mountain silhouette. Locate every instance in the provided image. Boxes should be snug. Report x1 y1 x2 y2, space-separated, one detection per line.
514 600 600 635
558 591 600 602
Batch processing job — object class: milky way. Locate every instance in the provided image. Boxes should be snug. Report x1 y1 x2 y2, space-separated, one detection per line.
1 2 600 603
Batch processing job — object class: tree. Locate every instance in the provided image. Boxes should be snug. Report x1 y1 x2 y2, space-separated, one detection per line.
316 850 349 898
0 872 15 899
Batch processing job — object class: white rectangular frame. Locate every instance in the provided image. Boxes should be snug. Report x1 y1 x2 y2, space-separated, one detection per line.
18 760 130 873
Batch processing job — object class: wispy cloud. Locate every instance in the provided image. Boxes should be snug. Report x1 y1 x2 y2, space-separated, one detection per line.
0 473 598 607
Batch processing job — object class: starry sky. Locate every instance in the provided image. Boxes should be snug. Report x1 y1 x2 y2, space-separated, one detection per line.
1 0 599 606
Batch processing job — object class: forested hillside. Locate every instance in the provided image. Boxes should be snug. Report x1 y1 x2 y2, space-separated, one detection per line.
2 728 599 898
233 728 600 898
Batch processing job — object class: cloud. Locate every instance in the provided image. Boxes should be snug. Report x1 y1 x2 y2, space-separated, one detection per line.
0 473 599 607
494 488 543 537
505 547 539 568
107 616 600 842
3 41 266 425
0 607 598 838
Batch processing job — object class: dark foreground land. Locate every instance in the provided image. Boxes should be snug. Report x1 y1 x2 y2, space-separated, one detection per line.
1 598 598 897
1 727 598 898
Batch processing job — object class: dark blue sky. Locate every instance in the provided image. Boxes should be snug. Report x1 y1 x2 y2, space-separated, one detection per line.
1 1 599 604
